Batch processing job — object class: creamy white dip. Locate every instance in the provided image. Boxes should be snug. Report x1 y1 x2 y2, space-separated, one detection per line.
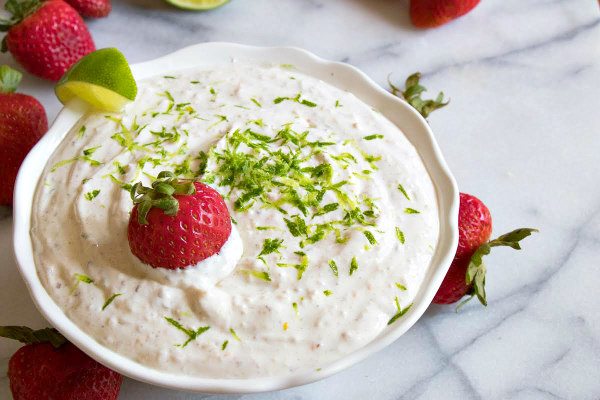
31 63 439 378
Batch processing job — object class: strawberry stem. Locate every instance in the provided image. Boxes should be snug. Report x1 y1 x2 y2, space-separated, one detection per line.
0 326 67 348
130 171 196 225
388 72 449 119
465 228 538 306
0 65 22 93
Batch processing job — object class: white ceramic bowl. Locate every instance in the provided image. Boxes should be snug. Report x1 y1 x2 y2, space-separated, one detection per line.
12 43 459 393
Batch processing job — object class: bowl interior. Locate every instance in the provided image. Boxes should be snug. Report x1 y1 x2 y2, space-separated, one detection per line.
12 42 458 393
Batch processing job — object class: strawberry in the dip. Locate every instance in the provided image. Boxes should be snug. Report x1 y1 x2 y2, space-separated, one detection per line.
127 171 232 269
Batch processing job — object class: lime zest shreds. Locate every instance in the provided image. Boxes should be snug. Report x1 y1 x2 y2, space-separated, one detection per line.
328 260 339 277
192 121 381 277
273 93 317 108
165 317 210 348
78 125 86 138
404 208 420 214
335 100 342 108
387 298 413 325
84 190 100 201
102 293 122 310
250 98 262 107
277 251 309 280
257 238 284 263
349 256 359 276
70 273 94 294
395 227 405 244
395 283 407 291
397 183 411 201
363 230 377 245
55 48 137 112
239 269 272 282
229 328 241 342
51 146 103 172
74 273 93 284
363 134 384 141
323 290 333 296
208 114 228 129
256 226 278 231
292 302 299 315
221 340 228 350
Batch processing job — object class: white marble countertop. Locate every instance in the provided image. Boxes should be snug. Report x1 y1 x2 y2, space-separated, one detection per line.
1 0 599 399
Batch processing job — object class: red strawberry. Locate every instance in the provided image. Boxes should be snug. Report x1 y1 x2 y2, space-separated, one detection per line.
0 0 95 81
1 326 122 400
433 193 537 306
410 0 480 29
128 171 232 269
65 0 111 18
0 65 48 206
455 192 493 260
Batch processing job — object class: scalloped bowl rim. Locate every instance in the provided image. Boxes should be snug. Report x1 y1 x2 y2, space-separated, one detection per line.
12 42 459 394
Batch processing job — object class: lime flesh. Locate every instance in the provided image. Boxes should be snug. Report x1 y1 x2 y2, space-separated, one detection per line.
56 48 137 113
165 0 229 11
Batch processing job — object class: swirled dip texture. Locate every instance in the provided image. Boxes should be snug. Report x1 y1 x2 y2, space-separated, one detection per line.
31 63 439 378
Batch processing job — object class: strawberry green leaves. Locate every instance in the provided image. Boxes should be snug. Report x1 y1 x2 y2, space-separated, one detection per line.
0 65 22 93
466 228 538 307
389 72 448 119
130 170 195 224
0 326 67 348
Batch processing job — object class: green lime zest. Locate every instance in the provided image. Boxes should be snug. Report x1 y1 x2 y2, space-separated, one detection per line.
165 317 210 348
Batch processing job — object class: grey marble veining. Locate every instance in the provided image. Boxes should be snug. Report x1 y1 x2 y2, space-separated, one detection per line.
1 0 599 399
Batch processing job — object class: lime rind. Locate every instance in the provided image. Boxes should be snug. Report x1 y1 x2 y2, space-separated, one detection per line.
56 82 132 113
165 0 229 11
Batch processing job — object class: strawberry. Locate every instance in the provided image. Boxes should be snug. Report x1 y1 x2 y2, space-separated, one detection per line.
128 171 232 269
1 326 122 400
0 65 48 206
410 0 480 29
0 0 95 81
433 193 537 306
65 0 111 18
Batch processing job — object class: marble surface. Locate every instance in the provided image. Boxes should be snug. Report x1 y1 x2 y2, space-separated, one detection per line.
1 0 600 398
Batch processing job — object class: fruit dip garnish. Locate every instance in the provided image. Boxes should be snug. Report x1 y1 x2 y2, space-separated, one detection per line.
31 62 440 377
56 48 138 112
127 171 232 269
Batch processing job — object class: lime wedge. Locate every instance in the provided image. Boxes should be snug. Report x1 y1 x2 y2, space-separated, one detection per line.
56 48 137 112
165 0 229 11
